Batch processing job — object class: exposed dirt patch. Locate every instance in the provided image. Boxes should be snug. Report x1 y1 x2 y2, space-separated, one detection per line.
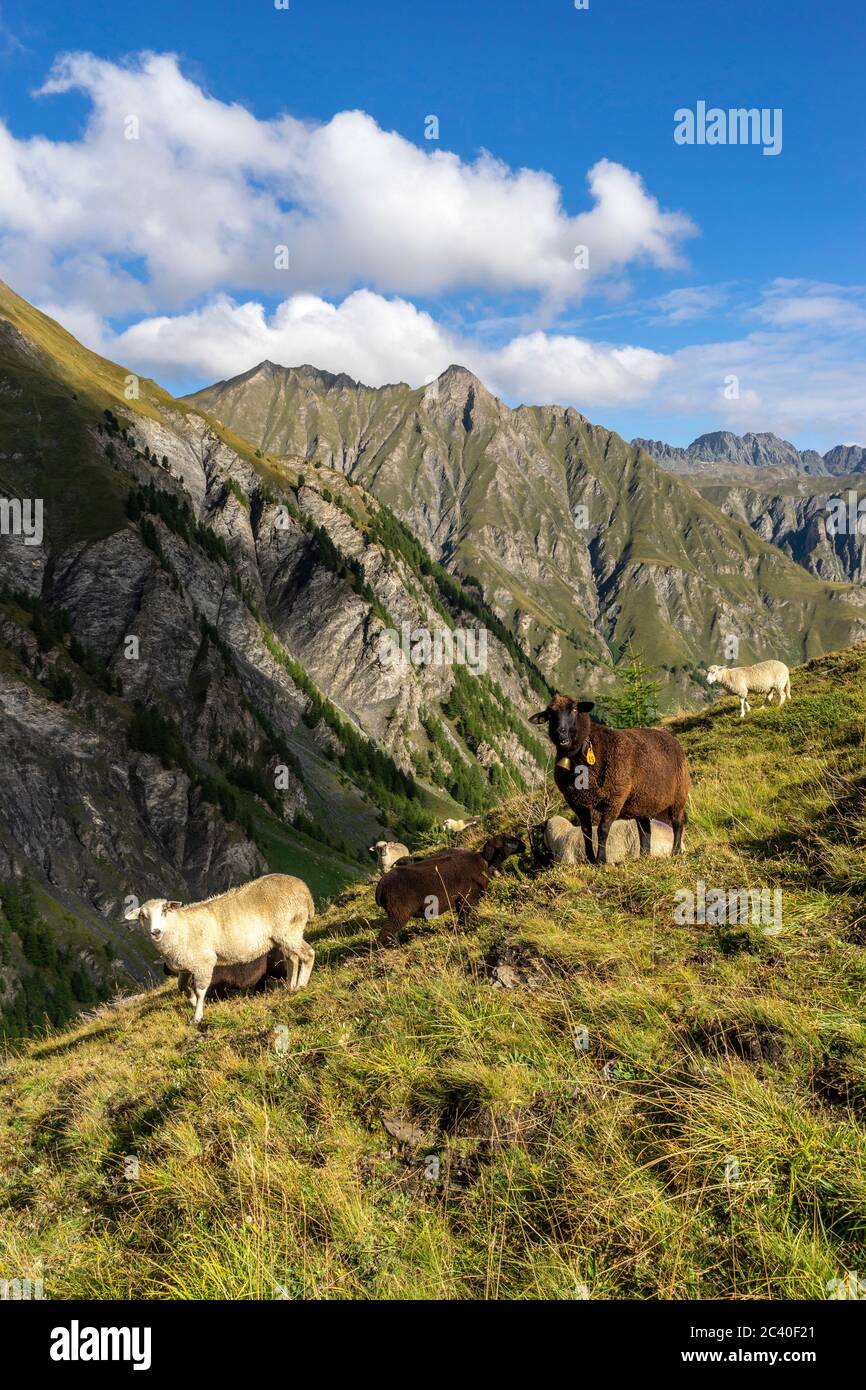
680 1014 786 1067
810 1049 866 1116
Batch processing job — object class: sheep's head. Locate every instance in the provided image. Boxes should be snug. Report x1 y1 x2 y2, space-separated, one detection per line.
369 841 407 873
705 665 722 685
480 833 526 870
530 693 595 753
124 898 182 945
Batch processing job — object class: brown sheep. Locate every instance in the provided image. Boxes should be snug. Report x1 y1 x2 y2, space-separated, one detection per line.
394 848 477 867
530 694 689 865
375 833 525 946
163 946 287 1001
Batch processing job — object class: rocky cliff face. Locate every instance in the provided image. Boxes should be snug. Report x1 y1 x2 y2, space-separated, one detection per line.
189 363 866 699
690 478 866 585
0 284 547 1020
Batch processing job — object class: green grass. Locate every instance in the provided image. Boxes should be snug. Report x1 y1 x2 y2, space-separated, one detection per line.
1 644 865 1299
245 801 364 901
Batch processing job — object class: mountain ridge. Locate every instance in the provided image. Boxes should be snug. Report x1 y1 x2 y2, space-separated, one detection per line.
187 358 866 698
633 429 865 477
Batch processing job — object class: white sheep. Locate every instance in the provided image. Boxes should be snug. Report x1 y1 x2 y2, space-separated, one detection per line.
442 818 480 834
368 840 410 876
124 873 315 1023
705 660 791 719
544 814 675 866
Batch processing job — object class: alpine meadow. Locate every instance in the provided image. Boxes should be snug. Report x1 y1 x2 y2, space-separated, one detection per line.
0 0 864 1337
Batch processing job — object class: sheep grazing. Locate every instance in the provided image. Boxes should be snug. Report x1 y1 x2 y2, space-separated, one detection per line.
705 660 791 719
442 817 480 834
125 873 315 1023
375 833 525 946
544 814 675 866
368 840 411 876
530 694 689 865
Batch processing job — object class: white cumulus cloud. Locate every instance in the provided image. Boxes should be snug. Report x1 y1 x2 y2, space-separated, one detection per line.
0 50 695 312
104 289 669 409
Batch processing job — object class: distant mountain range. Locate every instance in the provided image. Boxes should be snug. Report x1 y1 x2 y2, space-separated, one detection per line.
633 431 866 478
188 361 866 699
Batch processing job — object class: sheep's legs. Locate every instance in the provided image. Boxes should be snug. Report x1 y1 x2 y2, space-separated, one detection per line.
671 810 687 855
739 696 750 718
574 807 596 864
596 797 630 865
296 942 315 989
191 967 213 1024
636 817 652 858
596 819 613 865
378 910 408 947
456 883 484 927
282 952 297 991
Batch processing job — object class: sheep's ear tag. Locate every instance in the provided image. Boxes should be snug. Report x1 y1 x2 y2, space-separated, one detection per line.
585 742 596 766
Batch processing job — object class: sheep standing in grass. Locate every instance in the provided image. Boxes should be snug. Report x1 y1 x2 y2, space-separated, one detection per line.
442 817 480 835
125 874 315 1023
368 840 410 876
544 814 675 866
706 661 791 719
531 694 689 864
375 834 525 946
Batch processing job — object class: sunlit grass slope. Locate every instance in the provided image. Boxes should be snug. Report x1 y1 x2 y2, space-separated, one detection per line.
1 645 864 1299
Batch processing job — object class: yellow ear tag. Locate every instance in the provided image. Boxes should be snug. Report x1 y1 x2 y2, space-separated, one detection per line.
586 743 596 766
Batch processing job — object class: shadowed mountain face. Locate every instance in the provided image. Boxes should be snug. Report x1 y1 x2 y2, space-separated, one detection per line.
188 362 866 699
688 475 866 585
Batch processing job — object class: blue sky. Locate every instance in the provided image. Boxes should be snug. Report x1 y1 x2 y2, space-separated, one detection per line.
0 0 863 447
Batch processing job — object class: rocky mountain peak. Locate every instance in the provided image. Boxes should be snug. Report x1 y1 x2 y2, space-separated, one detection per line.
433 363 487 395
635 428 857 477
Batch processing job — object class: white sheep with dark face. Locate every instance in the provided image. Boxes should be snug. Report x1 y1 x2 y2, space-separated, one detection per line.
125 874 315 1023
706 661 791 719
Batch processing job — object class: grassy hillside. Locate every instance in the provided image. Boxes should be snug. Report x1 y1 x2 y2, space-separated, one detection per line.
1 645 864 1299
